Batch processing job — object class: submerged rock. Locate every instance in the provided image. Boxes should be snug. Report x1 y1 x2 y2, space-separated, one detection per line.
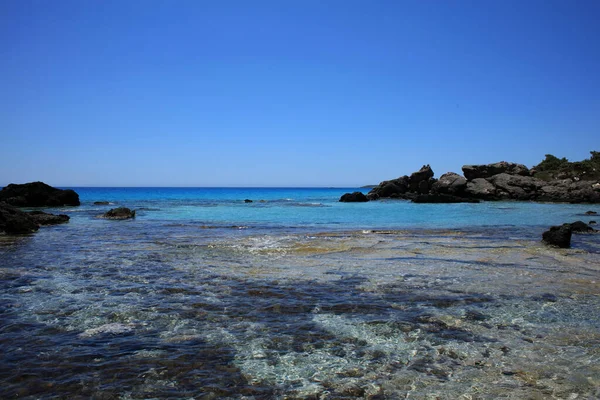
101 207 135 220
94 201 110 205
28 211 70 225
0 181 80 207
0 202 39 234
340 192 369 202
585 210 597 215
244 199 253 203
542 224 572 248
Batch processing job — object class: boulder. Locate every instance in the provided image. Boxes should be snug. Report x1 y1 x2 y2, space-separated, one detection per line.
464 178 497 199
542 224 572 248
431 172 467 195
94 201 110 205
487 173 542 200
339 192 369 203
367 176 409 199
0 202 39 234
244 199 253 203
412 194 480 203
0 182 80 207
569 221 596 233
585 210 597 215
462 162 530 180
590 221 597 225
101 207 136 220
28 211 70 225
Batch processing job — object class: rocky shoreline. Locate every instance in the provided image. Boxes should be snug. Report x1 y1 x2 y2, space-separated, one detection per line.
341 153 600 204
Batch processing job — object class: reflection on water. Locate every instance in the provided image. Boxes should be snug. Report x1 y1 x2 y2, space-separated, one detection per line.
1 223 599 399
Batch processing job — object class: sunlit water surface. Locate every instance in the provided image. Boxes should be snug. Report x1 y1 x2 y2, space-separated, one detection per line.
1 188 599 399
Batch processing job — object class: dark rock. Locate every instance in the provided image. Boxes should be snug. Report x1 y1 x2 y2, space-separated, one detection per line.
418 180 430 194
0 202 39 234
487 173 542 200
244 199 253 203
28 211 70 225
94 201 110 205
339 192 369 203
464 178 497 199
569 221 596 233
409 165 434 185
542 224 572 248
462 162 530 180
0 181 80 207
412 194 480 203
101 207 135 220
590 221 597 225
432 172 467 195
367 176 409 199
585 210 597 215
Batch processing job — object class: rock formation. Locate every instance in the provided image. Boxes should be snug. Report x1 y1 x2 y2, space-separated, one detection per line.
0 182 80 207
355 152 600 204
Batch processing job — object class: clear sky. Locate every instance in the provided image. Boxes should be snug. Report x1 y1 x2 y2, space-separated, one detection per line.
1 0 599 187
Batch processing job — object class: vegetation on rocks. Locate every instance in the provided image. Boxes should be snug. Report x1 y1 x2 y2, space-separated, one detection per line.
532 151 600 181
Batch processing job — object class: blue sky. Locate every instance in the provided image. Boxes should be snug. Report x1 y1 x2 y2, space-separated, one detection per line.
1 0 599 187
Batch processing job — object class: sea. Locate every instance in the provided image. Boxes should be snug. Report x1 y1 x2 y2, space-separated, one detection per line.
1 187 599 399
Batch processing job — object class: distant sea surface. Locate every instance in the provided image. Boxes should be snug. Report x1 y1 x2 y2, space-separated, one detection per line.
2 187 599 398
67 186 600 234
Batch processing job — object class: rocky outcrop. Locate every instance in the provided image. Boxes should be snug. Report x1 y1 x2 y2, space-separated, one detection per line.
0 182 80 207
339 192 369 202
100 207 135 220
542 224 572 248
365 155 600 204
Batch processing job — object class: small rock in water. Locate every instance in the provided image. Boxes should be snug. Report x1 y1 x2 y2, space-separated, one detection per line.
542 224 572 248
93 201 110 205
585 210 597 215
100 207 135 220
590 220 597 225
244 199 253 203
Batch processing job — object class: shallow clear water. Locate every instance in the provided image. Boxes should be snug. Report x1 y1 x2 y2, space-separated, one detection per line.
1 188 599 398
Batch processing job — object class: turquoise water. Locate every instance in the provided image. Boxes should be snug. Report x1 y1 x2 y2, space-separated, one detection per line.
70 187 597 232
1 188 599 398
